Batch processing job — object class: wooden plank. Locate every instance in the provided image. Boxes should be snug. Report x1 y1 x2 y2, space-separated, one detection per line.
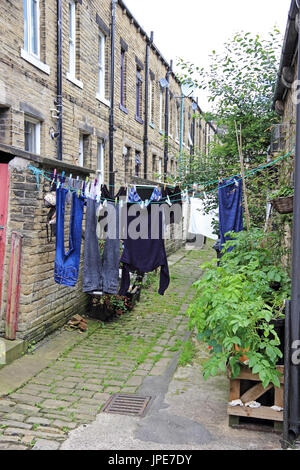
274 383 284 408
240 382 273 404
229 379 240 401
227 405 283 422
5 232 23 340
228 365 284 384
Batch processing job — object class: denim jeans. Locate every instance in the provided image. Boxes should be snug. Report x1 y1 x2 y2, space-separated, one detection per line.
83 199 120 294
54 188 84 287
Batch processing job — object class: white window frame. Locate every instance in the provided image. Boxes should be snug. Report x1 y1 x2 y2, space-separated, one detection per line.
97 31 105 100
21 0 50 74
68 1 76 77
159 89 164 133
79 134 84 167
97 140 105 185
66 1 83 88
158 158 162 182
23 0 40 59
24 115 41 155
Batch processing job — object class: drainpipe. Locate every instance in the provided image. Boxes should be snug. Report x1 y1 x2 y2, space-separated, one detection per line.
144 32 153 180
179 91 184 179
56 0 63 161
109 0 117 189
288 4 300 444
164 60 172 181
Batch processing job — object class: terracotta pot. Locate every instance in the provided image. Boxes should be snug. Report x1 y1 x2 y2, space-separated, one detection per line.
234 344 250 362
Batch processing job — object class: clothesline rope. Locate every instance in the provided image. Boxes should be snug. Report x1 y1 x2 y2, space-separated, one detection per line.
29 149 294 205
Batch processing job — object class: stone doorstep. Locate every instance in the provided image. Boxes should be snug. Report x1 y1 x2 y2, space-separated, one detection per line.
0 338 27 369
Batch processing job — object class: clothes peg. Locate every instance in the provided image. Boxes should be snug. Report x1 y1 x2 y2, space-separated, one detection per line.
103 199 108 207
115 197 118 206
166 195 172 207
51 168 57 185
77 189 81 198
94 178 97 187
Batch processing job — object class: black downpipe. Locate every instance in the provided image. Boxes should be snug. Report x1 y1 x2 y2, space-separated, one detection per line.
144 32 153 180
283 300 291 449
109 0 117 189
164 60 172 181
56 0 63 161
289 6 300 443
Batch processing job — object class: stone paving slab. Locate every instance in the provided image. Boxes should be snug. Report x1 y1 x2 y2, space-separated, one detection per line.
0 247 211 450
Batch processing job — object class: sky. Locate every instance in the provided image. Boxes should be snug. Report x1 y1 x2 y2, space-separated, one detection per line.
123 0 292 110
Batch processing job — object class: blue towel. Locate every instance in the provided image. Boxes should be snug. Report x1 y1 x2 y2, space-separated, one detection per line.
218 178 243 250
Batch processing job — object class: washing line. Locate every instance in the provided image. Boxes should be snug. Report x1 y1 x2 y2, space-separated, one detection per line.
28 149 294 205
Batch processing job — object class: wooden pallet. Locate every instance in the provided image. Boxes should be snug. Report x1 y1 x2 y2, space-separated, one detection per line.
227 365 284 431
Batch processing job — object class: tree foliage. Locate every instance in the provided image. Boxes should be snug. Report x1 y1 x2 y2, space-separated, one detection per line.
177 28 283 226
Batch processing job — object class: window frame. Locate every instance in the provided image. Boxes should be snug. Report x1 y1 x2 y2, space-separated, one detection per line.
135 68 143 124
97 30 106 100
23 0 40 59
97 139 105 185
159 88 164 133
24 115 41 155
68 0 76 78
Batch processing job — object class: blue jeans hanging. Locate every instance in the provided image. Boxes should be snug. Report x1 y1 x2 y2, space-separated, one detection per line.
54 187 84 287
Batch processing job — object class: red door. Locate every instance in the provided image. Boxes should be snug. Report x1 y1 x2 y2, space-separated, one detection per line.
0 164 9 310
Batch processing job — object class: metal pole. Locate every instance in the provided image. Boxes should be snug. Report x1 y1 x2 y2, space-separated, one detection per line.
109 0 117 189
283 300 291 449
164 61 172 181
56 0 63 161
289 8 300 443
144 32 153 180
179 92 184 179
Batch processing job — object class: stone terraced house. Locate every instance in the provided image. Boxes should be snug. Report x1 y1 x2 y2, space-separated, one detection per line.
0 0 216 354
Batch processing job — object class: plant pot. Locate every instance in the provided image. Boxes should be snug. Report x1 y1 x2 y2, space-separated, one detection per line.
234 344 250 363
270 196 293 214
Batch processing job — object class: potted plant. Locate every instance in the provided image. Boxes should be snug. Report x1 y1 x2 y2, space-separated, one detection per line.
269 186 294 214
187 228 290 388
110 295 128 316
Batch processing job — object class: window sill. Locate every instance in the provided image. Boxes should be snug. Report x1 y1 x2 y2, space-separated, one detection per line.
159 129 165 136
66 72 83 89
96 94 111 108
135 115 143 125
149 122 155 129
20 48 50 75
119 103 128 114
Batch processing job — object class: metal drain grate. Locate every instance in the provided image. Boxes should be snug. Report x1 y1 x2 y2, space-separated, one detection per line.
101 393 152 417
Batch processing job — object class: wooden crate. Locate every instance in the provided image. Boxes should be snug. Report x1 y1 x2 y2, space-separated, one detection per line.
227 365 284 432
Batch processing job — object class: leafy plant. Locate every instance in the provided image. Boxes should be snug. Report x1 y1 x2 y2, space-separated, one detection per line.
187 229 290 388
269 186 294 200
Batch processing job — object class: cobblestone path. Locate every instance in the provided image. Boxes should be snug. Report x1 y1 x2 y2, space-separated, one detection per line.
0 246 213 450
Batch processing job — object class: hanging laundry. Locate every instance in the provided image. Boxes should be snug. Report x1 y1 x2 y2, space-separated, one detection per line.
218 178 243 249
188 197 218 240
119 205 170 296
54 187 84 287
82 198 121 295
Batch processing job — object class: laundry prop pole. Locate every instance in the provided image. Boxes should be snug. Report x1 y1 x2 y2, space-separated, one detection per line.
235 121 250 231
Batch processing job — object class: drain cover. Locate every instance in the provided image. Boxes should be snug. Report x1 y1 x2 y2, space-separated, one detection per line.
101 393 152 417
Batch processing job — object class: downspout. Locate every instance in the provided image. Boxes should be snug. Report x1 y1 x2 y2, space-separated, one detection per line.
164 60 172 181
179 91 184 179
288 3 300 444
56 0 63 161
144 31 153 180
109 0 117 188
